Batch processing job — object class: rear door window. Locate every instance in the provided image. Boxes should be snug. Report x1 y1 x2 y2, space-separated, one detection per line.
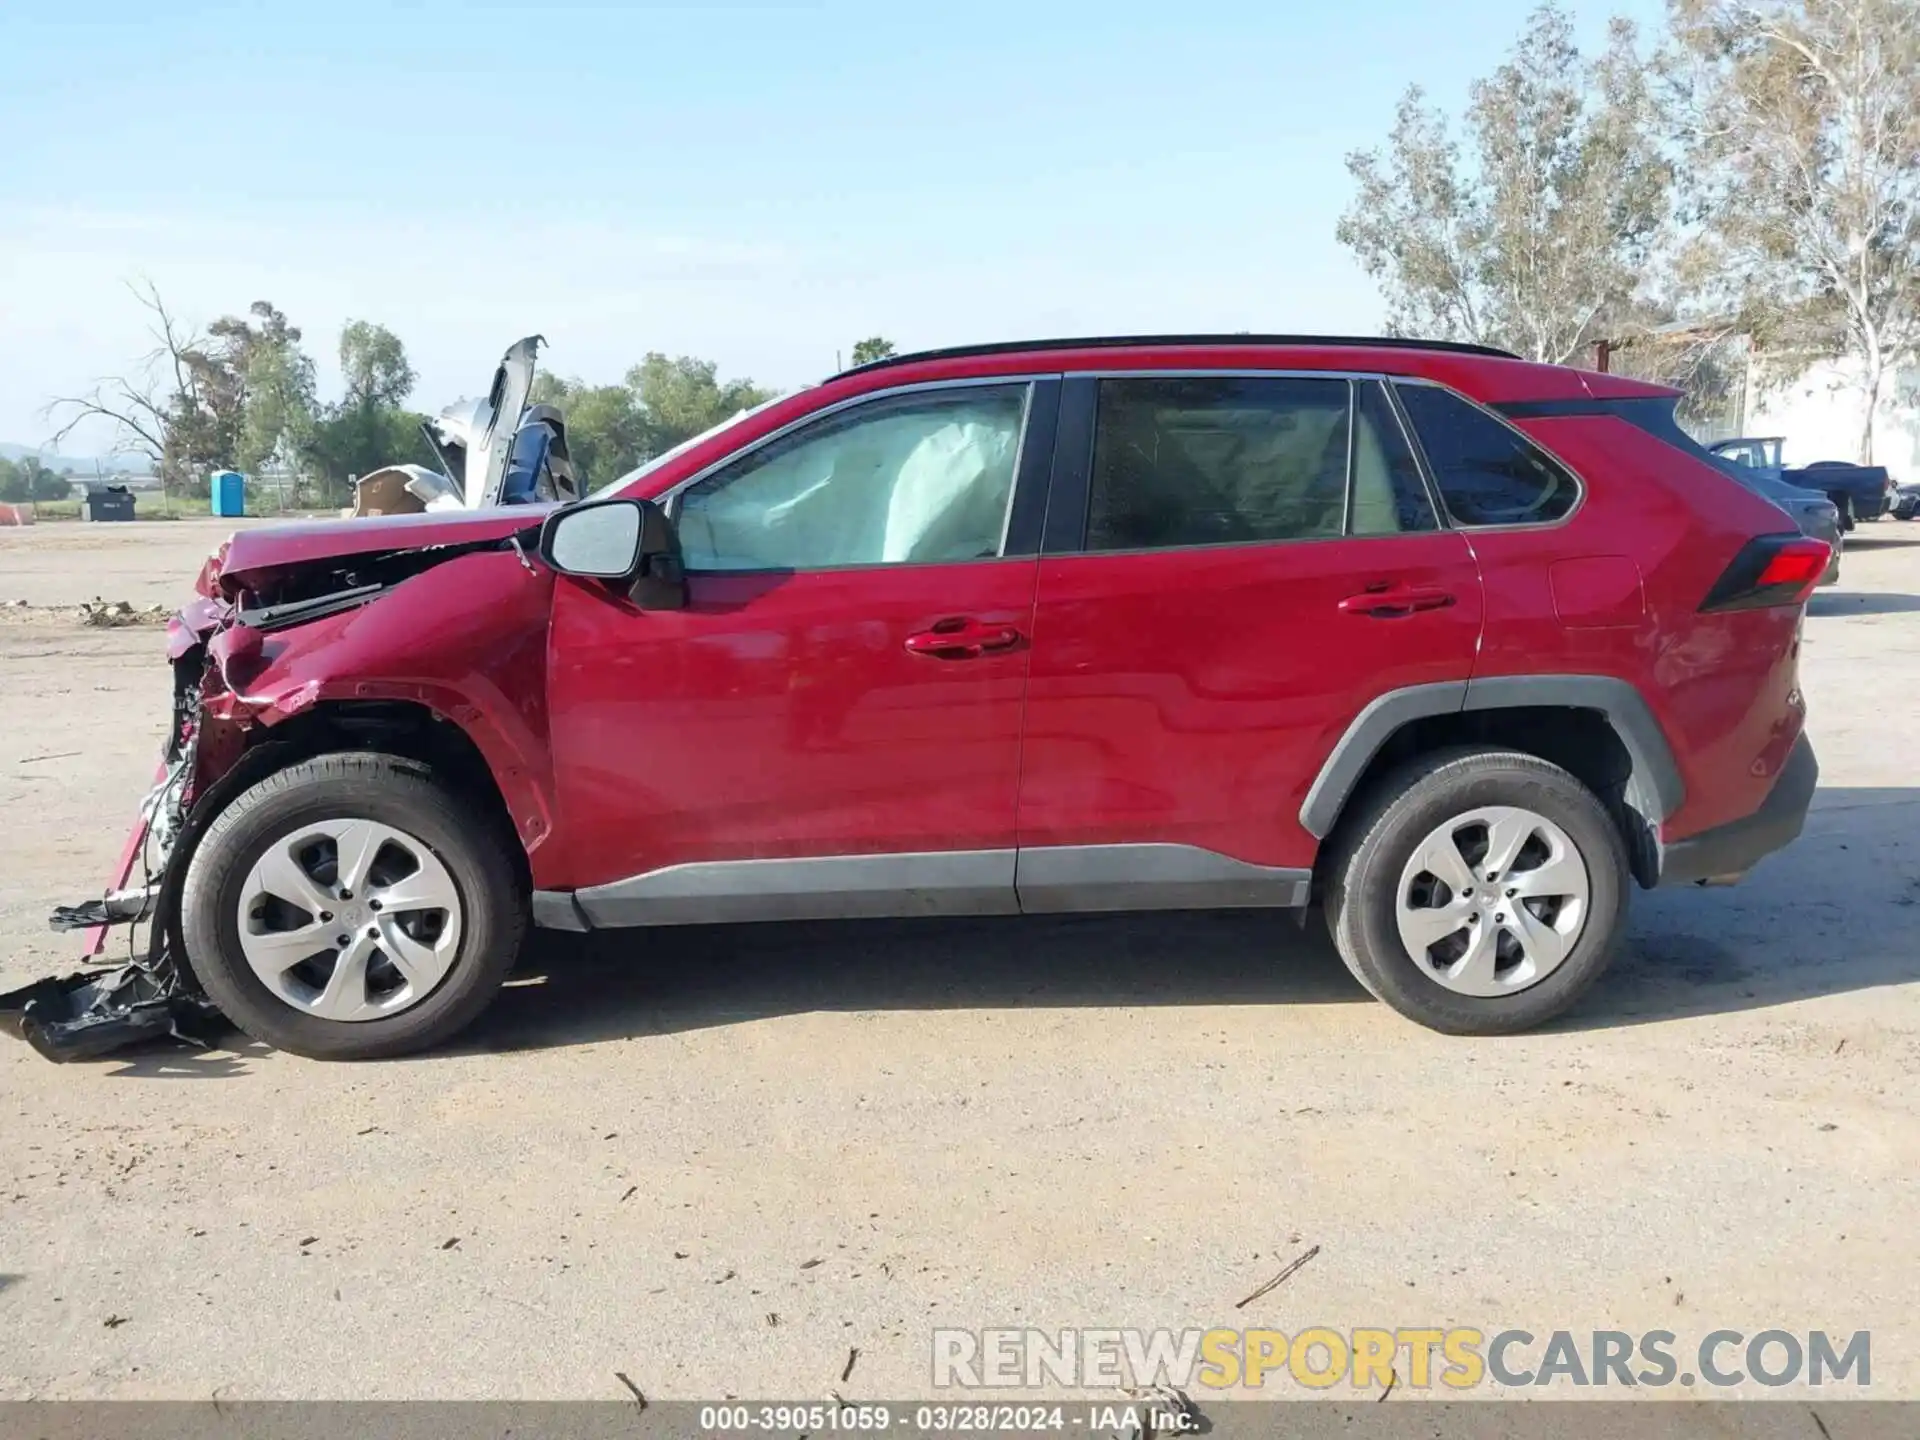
1086 376 1349 550
1351 381 1439 535
1081 376 1437 551
1395 383 1580 526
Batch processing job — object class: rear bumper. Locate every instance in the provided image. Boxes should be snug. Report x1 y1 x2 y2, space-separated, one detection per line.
1658 734 1818 886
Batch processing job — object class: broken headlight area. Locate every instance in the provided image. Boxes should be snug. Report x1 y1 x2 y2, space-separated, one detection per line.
0 644 229 1063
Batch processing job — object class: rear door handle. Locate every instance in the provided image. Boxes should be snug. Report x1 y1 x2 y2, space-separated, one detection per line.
1338 586 1456 619
905 618 1024 660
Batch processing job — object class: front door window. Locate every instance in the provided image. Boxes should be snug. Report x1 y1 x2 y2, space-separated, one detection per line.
674 385 1031 571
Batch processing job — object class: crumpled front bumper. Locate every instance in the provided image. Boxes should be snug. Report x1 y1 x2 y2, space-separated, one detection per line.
1 608 232 1062
0 957 221 1062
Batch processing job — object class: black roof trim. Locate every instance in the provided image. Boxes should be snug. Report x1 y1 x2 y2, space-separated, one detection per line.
837 333 1521 377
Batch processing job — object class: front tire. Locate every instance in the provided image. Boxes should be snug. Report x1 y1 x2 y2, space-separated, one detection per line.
1324 747 1629 1035
180 752 527 1059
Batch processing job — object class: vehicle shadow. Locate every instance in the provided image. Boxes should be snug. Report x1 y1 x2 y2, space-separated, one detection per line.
1840 530 1920 548
103 1036 274 1079
1807 591 1920 617
460 785 1918 1052
471 908 1368 1053
1570 784 1920 1029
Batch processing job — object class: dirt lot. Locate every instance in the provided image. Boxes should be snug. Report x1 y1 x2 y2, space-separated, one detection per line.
1 516 1916 1401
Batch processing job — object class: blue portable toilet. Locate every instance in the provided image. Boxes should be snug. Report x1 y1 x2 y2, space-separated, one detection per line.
209 470 246 517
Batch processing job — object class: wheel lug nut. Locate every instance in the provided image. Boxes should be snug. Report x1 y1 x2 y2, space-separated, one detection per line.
319 911 333 922
369 899 382 912
1506 887 1517 897
339 889 353 901
335 935 349 947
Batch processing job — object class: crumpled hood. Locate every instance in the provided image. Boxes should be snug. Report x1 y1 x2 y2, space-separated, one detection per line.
204 504 557 599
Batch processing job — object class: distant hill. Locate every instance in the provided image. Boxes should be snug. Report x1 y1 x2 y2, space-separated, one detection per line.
0 442 152 474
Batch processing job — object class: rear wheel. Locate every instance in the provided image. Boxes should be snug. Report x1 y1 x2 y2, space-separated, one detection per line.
1324 747 1629 1034
181 752 527 1059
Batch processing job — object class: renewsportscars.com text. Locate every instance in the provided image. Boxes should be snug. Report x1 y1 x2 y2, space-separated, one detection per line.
932 1327 1871 1391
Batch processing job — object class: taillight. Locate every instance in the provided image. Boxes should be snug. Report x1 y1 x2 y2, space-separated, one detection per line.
1700 534 1831 612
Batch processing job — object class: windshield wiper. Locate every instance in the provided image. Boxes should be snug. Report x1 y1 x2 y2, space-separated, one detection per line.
237 583 386 632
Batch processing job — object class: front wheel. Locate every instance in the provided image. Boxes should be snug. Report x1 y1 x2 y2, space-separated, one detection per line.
180 752 527 1059
1323 747 1630 1035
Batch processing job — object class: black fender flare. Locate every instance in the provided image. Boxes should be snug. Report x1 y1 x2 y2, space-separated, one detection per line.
1298 674 1685 839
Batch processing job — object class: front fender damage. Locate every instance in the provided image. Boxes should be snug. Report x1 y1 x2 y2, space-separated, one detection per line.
1 539 554 1061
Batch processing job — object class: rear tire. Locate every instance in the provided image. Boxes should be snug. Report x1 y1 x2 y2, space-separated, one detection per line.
1323 747 1629 1035
181 752 527 1059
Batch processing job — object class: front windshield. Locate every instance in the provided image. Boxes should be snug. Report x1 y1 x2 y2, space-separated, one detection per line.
590 394 790 498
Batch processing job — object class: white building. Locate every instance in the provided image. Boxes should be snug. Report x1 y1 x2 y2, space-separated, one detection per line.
1744 354 1920 481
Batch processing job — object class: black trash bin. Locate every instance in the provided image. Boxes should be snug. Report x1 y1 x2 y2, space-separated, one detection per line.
82 486 136 522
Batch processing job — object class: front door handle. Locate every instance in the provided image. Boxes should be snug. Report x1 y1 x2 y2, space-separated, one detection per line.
905 618 1024 660
1338 586 1457 619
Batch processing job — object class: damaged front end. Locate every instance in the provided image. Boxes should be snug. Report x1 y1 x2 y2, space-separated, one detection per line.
0 608 227 1060
2 509 555 1061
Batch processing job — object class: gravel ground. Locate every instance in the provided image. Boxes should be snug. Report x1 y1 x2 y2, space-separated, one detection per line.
0 517 1916 1401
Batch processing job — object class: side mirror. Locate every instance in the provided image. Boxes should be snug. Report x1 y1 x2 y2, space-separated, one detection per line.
537 498 688 610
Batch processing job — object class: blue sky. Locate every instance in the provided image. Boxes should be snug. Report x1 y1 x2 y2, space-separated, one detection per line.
0 0 1663 454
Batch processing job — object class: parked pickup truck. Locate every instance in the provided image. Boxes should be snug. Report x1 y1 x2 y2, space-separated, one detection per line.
1708 436 1894 529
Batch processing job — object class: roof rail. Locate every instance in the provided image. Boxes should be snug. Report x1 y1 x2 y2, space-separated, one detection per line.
836 333 1521 377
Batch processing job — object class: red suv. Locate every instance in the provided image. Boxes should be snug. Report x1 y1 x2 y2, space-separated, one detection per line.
14 336 1828 1059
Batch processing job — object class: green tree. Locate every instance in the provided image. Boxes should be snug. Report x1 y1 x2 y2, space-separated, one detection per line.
0 456 71 502
1336 3 1671 362
300 321 433 501
24 457 71 502
1667 0 1920 461
236 325 318 478
533 355 777 489
339 321 417 409
182 301 316 486
629 353 776 453
303 405 438 502
849 336 898 366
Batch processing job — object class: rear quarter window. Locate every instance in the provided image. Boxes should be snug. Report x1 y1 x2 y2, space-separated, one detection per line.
1395 383 1580 526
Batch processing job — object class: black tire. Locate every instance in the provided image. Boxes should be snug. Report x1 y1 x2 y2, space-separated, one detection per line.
180 752 527 1059
1323 747 1630 1035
